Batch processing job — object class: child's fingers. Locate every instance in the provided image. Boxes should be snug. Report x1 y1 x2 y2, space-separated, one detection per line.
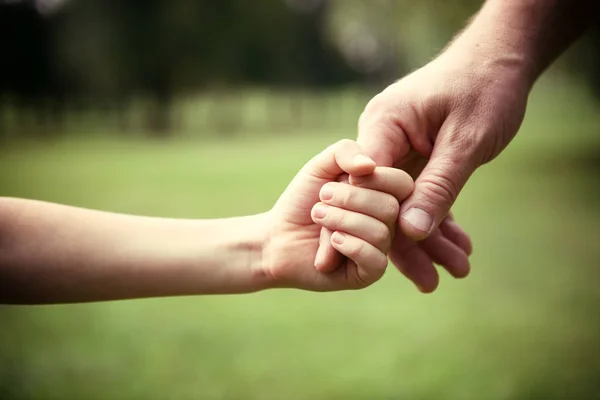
319 182 399 228
349 167 414 203
302 139 376 180
314 175 350 274
314 227 343 273
312 203 392 253
330 232 388 287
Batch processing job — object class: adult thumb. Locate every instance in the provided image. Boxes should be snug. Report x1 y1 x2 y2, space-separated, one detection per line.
399 143 476 241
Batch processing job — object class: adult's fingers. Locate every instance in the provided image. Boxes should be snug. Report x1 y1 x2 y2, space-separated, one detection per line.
439 215 473 256
418 230 470 278
389 238 439 293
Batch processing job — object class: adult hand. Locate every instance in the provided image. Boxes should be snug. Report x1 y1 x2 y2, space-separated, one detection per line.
357 50 530 292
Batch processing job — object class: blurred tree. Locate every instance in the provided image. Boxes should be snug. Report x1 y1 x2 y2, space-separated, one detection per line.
47 0 363 135
325 0 481 78
581 26 600 98
0 0 71 133
1 0 597 138
1 0 364 136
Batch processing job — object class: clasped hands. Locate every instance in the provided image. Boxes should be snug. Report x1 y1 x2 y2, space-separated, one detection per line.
263 138 472 293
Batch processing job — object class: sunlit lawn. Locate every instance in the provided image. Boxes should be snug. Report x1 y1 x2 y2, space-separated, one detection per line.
1 78 599 400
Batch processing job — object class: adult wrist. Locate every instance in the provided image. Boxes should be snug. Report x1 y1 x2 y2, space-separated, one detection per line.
446 0 597 90
441 0 542 90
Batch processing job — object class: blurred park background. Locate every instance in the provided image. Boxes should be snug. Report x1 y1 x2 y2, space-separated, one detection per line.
1 0 600 399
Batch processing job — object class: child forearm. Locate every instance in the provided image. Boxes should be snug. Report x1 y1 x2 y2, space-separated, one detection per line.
0 198 268 304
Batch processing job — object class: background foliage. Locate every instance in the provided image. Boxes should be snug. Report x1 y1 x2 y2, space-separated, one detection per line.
1 1 599 399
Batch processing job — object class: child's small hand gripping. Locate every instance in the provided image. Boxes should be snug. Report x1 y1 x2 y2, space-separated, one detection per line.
313 166 415 275
264 139 413 290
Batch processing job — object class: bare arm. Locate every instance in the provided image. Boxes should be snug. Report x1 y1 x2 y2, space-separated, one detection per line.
448 0 599 86
356 0 597 292
0 140 412 303
0 198 266 304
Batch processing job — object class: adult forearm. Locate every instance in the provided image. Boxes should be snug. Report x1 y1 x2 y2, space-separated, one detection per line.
0 198 267 304
447 0 598 86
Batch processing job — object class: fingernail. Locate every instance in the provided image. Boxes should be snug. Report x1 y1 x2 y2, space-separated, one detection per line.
402 208 433 234
313 204 327 219
314 245 326 268
353 154 374 167
320 184 335 201
332 232 345 245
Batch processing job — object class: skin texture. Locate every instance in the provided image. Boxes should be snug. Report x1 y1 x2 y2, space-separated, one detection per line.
0 140 410 304
336 0 597 293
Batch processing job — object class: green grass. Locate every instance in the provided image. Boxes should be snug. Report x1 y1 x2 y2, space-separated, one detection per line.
1 79 600 400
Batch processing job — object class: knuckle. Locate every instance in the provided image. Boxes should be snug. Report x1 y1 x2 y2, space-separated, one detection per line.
355 254 387 288
358 109 369 129
362 93 385 115
335 138 354 151
373 253 389 273
348 239 365 259
397 170 415 194
420 165 462 205
354 271 371 288
339 186 355 209
336 210 348 230
381 196 400 221
372 222 390 247
359 94 396 127
422 175 458 205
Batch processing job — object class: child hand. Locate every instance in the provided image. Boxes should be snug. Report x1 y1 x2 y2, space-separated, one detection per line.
261 140 413 291
312 166 416 274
